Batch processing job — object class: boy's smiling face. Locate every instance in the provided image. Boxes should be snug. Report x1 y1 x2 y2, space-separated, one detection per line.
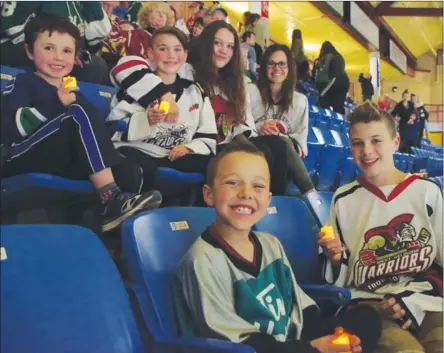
203 151 271 236
148 34 187 75
25 30 76 86
350 121 400 182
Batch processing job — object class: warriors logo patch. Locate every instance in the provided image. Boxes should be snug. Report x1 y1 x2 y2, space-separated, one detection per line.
354 214 433 292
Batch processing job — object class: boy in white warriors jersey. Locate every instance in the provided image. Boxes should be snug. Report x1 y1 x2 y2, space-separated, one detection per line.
318 101 443 353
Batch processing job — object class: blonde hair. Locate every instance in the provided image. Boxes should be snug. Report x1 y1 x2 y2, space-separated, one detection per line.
137 2 175 29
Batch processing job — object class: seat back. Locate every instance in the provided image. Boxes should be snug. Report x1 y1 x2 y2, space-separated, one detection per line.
1 225 144 353
337 157 358 187
253 197 321 285
122 207 215 336
317 144 345 191
302 191 334 226
77 81 117 120
1 65 26 90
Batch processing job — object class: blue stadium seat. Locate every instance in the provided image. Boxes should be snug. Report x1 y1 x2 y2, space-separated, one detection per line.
1 173 95 212
1 225 145 353
429 176 443 189
121 207 255 352
316 145 346 191
253 197 350 303
336 157 358 188
1 65 26 90
77 81 116 120
302 191 334 226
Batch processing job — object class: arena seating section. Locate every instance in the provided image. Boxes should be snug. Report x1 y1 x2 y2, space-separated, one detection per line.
0 58 442 352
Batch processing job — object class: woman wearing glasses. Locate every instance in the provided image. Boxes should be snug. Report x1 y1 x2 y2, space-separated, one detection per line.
187 21 289 195
248 44 315 194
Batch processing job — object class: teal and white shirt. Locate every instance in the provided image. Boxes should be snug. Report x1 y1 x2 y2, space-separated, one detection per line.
175 228 322 353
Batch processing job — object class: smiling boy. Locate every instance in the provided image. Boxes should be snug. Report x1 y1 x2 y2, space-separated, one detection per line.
107 27 216 184
318 101 443 353
0 14 162 231
174 138 384 353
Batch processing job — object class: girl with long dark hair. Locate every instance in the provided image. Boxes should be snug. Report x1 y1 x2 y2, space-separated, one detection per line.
187 21 289 195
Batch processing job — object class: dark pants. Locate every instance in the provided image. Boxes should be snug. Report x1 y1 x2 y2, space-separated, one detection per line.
320 79 350 115
362 94 373 102
1 104 144 193
217 135 288 196
117 146 212 192
0 42 110 85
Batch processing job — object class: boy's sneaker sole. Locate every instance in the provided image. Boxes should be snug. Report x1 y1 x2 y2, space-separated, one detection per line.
102 191 162 232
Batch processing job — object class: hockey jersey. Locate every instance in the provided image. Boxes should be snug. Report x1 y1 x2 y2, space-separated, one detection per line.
1 72 96 145
1 1 111 48
107 56 216 158
323 175 443 326
175 228 317 346
248 83 309 156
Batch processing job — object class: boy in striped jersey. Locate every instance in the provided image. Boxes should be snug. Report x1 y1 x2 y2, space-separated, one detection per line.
318 102 443 353
0 15 162 232
107 27 217 186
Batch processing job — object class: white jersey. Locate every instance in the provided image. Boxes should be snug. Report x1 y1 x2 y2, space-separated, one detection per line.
107 56 216 158
323 174 443 326
248 84 309 156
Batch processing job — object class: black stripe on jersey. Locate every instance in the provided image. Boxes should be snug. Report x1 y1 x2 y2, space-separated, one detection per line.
334 184 362 205
194 132 217 140
120 69 169 109
419 177 443 196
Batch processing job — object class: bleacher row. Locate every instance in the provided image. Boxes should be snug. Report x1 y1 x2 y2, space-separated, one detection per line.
0 64 442 214
2 193 351 353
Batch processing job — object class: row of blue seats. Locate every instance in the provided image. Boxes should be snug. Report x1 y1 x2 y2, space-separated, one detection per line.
411 147 443 177
420 139 443 154
2 194 348 353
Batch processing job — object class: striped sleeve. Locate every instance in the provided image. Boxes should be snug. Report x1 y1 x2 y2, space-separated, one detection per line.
1 76 48 143
1 1 38 45
110 56 170 109
81 2 112 46
184 86 217 155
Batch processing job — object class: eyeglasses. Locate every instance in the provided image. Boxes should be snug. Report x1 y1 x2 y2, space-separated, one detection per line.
267 61 288 69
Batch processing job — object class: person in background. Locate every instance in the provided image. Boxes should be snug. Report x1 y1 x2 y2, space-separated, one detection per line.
316 41 350 114
176 138 382 353
137 2 174 34
249 44 315 195
124 1 141 24
238 11 251 34
190 17 204 39
185 1 204 30
241 31 258 80
391 90 415 154
168 2 190 36
377 94 390 112
187 4 229 65
411 93 430 145
359 73 374 102
186 21 289 196
202 4 228 27
0 14 162 232
0 1 111 85
290 29 309 77
319 102 442 353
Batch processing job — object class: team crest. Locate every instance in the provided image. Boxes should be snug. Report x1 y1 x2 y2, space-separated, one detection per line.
354 214 433 291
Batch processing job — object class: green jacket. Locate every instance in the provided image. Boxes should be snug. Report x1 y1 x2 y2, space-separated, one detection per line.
1 1 111 49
